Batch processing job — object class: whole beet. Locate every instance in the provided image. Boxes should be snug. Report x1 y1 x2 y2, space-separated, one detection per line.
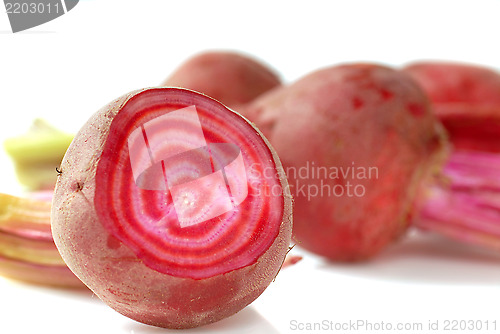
241 64 444 261
403 62 500 106
51 88 292 328
161 51 281 108
404 62 500 153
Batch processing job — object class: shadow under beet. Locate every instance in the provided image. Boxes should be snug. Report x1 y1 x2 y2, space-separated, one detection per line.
318 230 500 286
124 306 280 334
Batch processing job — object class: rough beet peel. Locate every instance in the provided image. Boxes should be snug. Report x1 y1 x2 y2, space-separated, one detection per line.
161 51 281 109
241 64 445 261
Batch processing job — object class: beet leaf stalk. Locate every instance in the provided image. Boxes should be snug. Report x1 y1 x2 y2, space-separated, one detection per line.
0 193 84 288
416 150 500 250
406 62 500 251
3 119 73 190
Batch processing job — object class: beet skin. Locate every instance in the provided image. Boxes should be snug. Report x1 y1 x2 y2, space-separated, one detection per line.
241 64 445 261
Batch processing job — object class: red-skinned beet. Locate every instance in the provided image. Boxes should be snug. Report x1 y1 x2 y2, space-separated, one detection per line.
161 51 281 109
240 63 445 261
404 62 500 250
51 88 292 329
404 62 500 153
0 52 289 290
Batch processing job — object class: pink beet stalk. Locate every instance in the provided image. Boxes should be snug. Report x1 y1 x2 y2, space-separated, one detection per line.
405 62 500 251
0 193 84 288
51 88 292 329
417 150 500 249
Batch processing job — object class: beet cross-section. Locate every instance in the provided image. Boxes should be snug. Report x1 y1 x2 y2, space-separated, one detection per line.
51 87 292 329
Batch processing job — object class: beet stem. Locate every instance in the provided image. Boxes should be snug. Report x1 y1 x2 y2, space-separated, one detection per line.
415 150 500 250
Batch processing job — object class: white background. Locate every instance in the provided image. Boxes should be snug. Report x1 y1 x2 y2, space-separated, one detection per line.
1 1 500 333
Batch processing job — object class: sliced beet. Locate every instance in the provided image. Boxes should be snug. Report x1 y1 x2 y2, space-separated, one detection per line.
51 88 292 329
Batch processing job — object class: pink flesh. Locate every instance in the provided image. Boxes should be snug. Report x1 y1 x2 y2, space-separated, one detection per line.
94 89 285 279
